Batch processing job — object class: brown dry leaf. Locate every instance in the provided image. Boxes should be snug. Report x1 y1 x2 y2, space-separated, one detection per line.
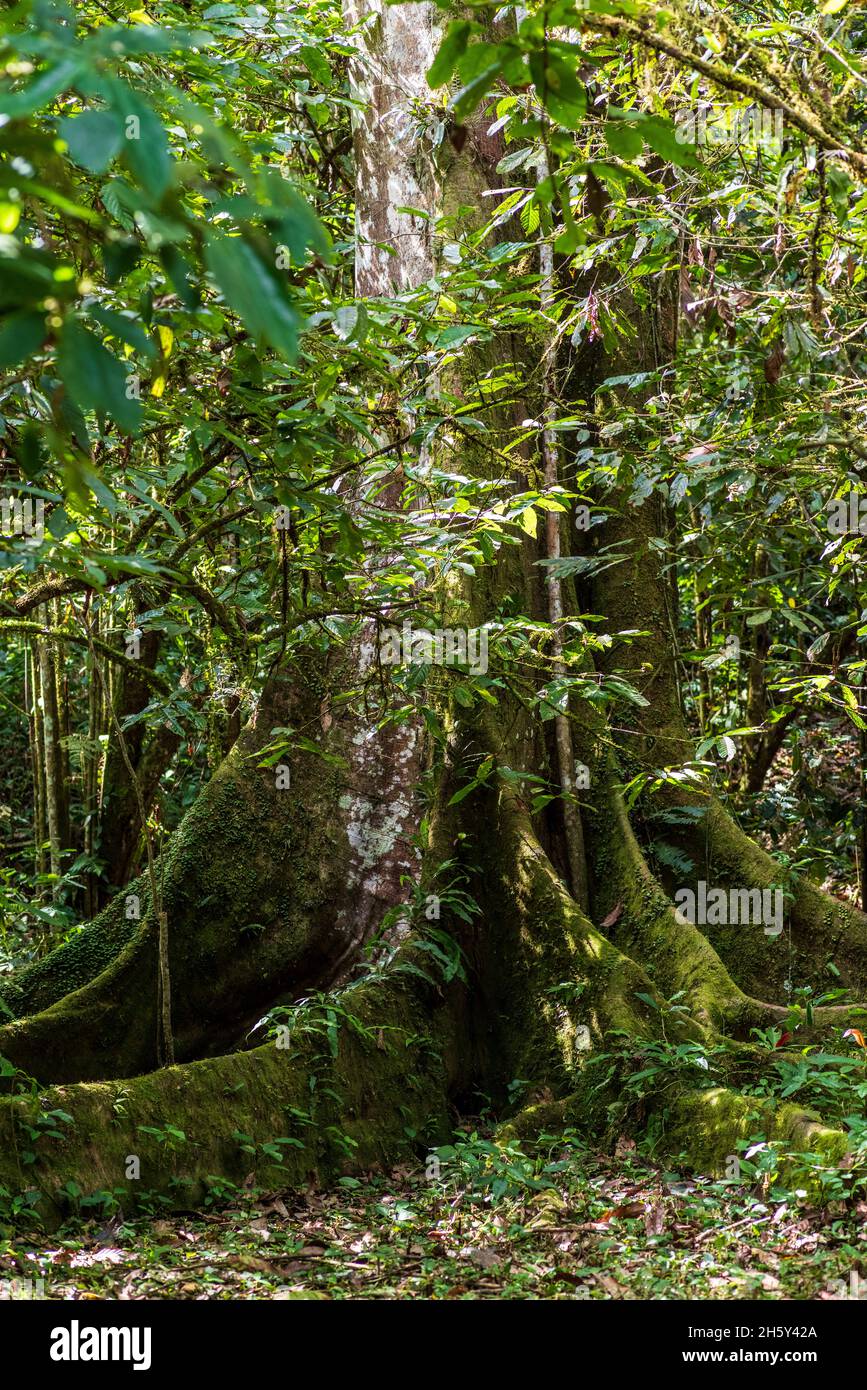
272 1288 329 1300
236 1254 279 1274
526 1191 569 1229
150 1220 176 1240
680 266 698 326
685 443 717 464
594 1273 626 1298
348 1233 374 1254
462 1246 501 1270
259 1196 290 1220
751 1249 779 1270
584 168 609 226
764 339 785 384
600 903 623 930
644 1203 666 1237
603 1202 646 1221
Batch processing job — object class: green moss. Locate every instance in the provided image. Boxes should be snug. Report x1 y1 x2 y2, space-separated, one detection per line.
662 1087 851 1194
0 659 388 1083
0 955 459 1227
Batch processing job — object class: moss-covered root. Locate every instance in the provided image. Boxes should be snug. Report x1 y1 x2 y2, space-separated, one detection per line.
0 876 139 1024
0 954 468 1227
587 497 867 997
499 1085 851 1199
0 659 424 1082
446 780 696 1096
583 779 776 1036
696 798 867 998
599 786 867 1040
662 1086 850 1187
0 787 699 1223
0 922 172 1086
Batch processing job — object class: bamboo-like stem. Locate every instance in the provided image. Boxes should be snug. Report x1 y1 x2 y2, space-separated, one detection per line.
83 608 101 918
78 608 174 1067
36 610 63 903
26 638 47 882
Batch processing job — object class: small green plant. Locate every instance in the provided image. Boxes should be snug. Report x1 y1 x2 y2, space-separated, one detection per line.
784 984 851 1033
203 1174 241 1207
324 1125 359 1161
429 1132 558 1202
232 1131 305 1178
18 1106 74 1166
251 992 380 1057
111 1086 132 1121
0 1183 43 1231
136 1122 187 1152
79 1188 125 1218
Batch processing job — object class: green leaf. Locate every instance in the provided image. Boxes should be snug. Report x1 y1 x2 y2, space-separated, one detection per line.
110 84 172 199
643 116 698 168
263 177 330 264
88 305 157 358
58 110 125 174
450 62 502 123
0 56 83 120
634 992 660 1010
604 121 644 160
530 54 586 131
0 311 45 367
428 21 474 88
159 245 199 308
448 779 480 806
299 44 332 85
520 506 537 537
204 231 300 359
56 319 141 434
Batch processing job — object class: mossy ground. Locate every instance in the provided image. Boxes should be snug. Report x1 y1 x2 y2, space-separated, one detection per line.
3 1135 865 1301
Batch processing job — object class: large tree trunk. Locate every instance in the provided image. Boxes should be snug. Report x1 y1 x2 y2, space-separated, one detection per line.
1 0 864 1221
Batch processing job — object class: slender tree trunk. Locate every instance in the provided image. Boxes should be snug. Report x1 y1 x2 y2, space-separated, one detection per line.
36 617 63 902
82 609 101 917
26 638 47 882
50 596 71 852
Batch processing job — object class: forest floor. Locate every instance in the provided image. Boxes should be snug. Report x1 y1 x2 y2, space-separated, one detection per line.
2 1134 865 1301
